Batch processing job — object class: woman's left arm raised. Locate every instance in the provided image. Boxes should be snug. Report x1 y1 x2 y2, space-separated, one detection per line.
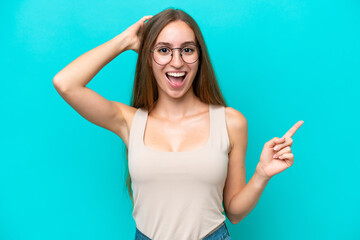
223 109 304 224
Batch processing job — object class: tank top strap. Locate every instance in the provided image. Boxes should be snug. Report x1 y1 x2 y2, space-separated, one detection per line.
128 107 148 151
209 104 231 154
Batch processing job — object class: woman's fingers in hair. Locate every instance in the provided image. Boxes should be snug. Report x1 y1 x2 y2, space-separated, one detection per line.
142 15 153 23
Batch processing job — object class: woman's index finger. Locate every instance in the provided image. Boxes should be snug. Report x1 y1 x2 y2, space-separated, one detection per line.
282 120 304 139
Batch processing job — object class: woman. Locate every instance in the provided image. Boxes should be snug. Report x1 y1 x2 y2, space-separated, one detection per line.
53 8 303 240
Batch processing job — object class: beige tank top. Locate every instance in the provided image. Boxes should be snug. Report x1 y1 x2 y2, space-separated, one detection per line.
128 104 230 240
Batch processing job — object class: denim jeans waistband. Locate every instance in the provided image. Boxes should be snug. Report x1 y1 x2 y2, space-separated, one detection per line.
134 222 231 240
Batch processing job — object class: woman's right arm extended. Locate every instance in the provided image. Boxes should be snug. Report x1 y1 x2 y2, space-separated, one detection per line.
53 16 153 145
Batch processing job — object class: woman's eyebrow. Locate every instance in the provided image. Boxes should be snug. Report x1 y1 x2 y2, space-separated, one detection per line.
154 41 196 47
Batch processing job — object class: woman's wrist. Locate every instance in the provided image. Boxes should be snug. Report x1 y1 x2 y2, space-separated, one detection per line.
253 167 271 187
113 32 131 54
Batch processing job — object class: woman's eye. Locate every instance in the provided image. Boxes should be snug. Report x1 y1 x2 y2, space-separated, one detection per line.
183 48 194 53
158 48 169 53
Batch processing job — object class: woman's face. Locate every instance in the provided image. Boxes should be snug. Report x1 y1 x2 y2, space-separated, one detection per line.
150 20 199 99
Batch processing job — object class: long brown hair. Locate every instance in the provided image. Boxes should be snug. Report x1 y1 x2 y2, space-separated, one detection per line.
124 7 227 210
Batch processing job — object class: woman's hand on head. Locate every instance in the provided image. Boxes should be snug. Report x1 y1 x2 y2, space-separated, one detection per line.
123 15 153 53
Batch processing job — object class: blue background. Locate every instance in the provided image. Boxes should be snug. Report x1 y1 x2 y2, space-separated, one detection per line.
1 0 359 239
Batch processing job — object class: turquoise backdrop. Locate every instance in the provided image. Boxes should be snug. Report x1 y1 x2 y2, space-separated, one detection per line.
1 0 359 239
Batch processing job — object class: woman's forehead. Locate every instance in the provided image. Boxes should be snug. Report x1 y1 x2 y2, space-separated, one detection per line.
155 21 196 46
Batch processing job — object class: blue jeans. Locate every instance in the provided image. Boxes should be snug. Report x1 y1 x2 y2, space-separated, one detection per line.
135 222 232 240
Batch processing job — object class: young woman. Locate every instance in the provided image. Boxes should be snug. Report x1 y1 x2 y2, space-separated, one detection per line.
53 8 303 240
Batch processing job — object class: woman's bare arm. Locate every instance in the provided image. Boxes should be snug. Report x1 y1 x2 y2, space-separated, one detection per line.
53 33 130 138
53 16 152 143
53 33 129 90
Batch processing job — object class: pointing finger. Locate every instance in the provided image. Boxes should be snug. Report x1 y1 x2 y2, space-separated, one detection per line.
282 120 304 139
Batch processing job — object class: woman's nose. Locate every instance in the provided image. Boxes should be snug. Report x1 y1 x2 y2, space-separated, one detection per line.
170 49 184 66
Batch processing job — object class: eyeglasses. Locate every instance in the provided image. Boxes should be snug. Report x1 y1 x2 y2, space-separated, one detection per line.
149 44 201 65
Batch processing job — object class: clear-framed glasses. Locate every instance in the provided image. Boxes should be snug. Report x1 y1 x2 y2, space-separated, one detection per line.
149 44 201 65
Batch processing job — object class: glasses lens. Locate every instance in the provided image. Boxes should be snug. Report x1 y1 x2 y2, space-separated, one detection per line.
153 46 172 65
152 45 200 65
181 45 199 64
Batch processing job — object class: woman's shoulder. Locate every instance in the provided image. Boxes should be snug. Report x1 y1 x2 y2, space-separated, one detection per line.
112 102 140 147
224 106 247 126
224 106 248 151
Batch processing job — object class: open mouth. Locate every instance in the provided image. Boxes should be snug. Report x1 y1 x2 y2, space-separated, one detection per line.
165 72 187 88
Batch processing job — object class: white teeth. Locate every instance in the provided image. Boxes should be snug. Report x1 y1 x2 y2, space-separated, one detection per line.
167 72 186 77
